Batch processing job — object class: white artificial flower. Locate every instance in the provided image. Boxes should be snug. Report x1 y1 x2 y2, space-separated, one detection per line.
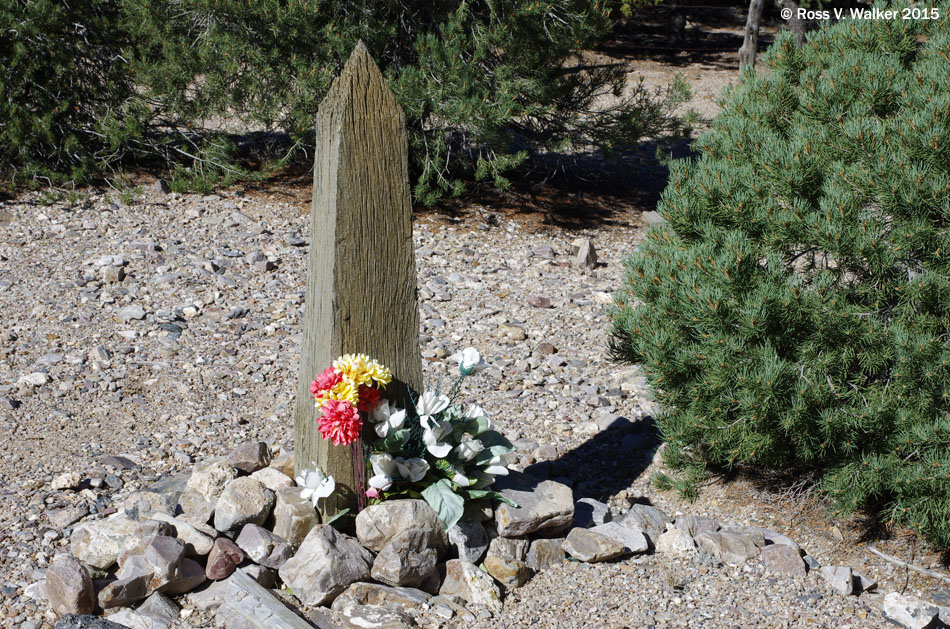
295 467 335 507
394 457 429 482
451 347 488 376
452 469 473 487
462 404 488 420
454 434 484 462
416 390 450 419
375 407 407 438
421 415 453 458
368 453 397 491
370 399 398 424
482 453 511 477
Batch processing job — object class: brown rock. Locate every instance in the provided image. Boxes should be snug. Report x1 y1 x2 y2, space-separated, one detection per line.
483 555 532 589
206 538 245 580
228 441 271 474
760 543 806 577
45 554 94 617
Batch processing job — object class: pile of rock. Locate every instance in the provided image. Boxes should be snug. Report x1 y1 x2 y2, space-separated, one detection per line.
31 442 949 629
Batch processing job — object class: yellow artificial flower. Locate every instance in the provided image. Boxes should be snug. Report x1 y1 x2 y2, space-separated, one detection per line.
365 360 393 388
333 353 393 388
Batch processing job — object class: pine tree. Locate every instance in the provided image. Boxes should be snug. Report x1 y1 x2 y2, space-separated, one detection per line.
610 5 950 546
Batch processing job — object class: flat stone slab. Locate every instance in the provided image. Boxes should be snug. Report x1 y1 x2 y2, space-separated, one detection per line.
562 528 627 562
216 570 315 628
695 530 763 565
493 472 574 537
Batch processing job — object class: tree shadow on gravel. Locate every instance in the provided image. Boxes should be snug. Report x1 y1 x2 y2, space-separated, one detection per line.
422 138 697 231
524 415 663 503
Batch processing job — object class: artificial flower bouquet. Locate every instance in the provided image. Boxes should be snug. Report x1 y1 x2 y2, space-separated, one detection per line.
308 349 516 529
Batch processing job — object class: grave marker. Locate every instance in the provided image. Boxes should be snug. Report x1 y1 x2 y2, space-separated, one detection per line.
294 42 423 522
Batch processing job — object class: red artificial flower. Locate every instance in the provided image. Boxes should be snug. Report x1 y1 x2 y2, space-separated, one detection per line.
318 399 362 446
357 385 381 412
310 367 342 398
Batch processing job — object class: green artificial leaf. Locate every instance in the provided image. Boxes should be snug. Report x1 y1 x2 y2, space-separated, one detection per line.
324 507 350 529
460 488 519 508
421 478 465 530
477 430 514 452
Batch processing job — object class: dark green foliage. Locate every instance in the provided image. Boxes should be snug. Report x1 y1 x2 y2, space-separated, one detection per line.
610 6 950 546
0 0 144 184
2 0 688 198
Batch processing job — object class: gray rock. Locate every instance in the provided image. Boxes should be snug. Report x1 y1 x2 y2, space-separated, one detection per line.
641 210 667 226
589 522 649 554
249 467 293 492
525 538 566 572
803 555 821 571
45 554 94 617
620 504 671 543
116 521 174 570
137 592 180 622
54 615 128 629
98 556 151 608
123 490 174 521
175 489 216 528
272 487 318 549
819 565 854 595
562 527 627 562
163 558 206 595
371 528 440 588
448 520 489 564
738 525 800 550
71 512 139 570
573 497 611 529
331 582 431 618
105 608 172 629
148 513 214 556
760 543 806 577
493 473 574 537
355 499 447 553
883 592 940 629
239 564 277 588
213 476 275 534
487 536 529 562
695 530 763 565
673 516 721 537
571 237 598 269
655 523 696 557
336 604 411 628
278 524 374 607
117 304 146 322
228 441 271 474
48 505 89 529
186 458 238 503
483 555 532 589
853 570 877 593
142 535 186 593
439 559 502 613
235 524 293 569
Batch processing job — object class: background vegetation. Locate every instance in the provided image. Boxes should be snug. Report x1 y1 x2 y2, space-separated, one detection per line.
1 0 690 201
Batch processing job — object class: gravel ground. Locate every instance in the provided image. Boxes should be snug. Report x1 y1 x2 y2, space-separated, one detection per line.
1 183 947 628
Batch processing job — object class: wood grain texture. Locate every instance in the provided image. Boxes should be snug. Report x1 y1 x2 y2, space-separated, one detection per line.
294 42 423 523
218 570 317 628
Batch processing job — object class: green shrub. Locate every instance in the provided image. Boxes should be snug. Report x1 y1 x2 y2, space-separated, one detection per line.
610 7 950 546
0 0 145 185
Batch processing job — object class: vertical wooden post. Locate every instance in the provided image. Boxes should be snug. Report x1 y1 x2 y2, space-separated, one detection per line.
295 42 423 523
